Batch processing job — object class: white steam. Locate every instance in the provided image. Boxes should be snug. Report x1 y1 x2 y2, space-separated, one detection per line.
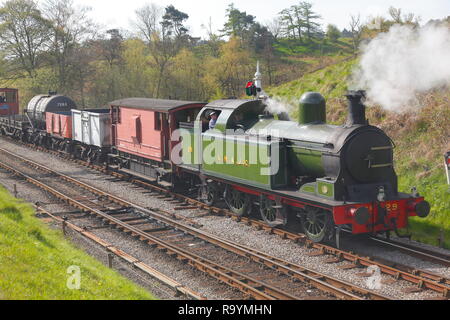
264 96 293 116
352 23 450 112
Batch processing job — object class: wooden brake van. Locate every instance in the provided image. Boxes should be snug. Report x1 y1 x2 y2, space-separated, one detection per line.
108 98 206 184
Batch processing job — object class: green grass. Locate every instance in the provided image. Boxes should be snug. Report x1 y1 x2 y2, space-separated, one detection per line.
0 186 157 300
274 37 354 57
267 58 450 248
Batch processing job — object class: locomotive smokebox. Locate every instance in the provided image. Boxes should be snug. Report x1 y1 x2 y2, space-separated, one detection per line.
345 90 367 127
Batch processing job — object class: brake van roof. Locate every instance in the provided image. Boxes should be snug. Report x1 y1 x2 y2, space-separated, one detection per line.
109 98 205 112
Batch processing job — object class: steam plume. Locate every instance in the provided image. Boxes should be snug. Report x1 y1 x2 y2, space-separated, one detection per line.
352 23 450 112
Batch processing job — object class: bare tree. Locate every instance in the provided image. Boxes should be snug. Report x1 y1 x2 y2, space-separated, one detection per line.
42 0 95 91
389 6 420 26
133 3 163 42
265 17 282 40
134 4 178 98
349 14 363 53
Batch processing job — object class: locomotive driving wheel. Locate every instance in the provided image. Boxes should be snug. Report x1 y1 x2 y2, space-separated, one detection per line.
259 195 287 227
299 207 333 243
224 186 250 217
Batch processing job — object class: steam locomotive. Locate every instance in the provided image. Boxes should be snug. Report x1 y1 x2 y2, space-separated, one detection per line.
0 69 430 245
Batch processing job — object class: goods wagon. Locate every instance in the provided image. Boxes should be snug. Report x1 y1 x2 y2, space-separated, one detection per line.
46 111 72 139
108 98 206 182
26 92 77 129
72 109 112 162
0 88 19 116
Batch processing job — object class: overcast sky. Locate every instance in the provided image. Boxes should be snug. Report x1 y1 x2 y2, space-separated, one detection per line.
9 0 450 38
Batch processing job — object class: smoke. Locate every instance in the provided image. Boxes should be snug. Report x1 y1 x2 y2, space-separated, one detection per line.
351 23 450 112
264 96 293 116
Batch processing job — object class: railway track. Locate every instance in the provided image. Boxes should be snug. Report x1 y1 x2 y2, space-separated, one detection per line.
0 147 394 300
1 139 449 298
369 236 450 268
34 206 206 300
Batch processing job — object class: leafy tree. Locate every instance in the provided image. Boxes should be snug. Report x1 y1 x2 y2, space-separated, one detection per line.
278 1 322 41
0 0 50 78
161 5 189 40
279 8 297 39
326 24 341 42
222 4 256 41
121 39 155 98
93 29 124 101
170 49 205 100
298 1 321 40
203 37 253 99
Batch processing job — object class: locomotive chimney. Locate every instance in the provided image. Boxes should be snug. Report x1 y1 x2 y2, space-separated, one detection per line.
345 90 367 127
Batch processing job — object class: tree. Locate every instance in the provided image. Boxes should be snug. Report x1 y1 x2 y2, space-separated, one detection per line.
134 4 183 98
201 17 222 58
0 0 50 78
326 24 341 42
43 0 95 91
121 39 155 98
279 8 298 39
203 37 253 99
133 3 163 43
278 1 322 41
349 14 363 53
170 49 205 100
94 29 124 101
388 7 420 26
298 1 321 40
265 17 282 40
161 5 189 40
222 4 256 41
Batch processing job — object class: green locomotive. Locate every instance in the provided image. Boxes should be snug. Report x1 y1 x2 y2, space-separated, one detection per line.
178 84 429 243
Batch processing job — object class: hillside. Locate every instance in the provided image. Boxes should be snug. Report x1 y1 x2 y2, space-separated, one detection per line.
0 186 156 300
267 59 450 248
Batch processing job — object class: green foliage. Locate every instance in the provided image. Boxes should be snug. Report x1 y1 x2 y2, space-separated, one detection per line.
161 5 189 39
326 24 341 42
0 187 156 299
222 3 256 38
202 37 253 99
0 0 51 78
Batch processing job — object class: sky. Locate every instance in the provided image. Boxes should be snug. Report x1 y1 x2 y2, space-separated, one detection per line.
9 0 450 38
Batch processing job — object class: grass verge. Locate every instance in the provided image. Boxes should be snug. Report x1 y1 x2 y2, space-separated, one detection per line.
0 186 156 300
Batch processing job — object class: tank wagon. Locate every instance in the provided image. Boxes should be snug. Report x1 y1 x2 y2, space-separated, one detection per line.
0 92 77 144
27 92 77 129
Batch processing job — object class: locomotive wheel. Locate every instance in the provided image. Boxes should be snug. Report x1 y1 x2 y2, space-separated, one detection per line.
299 207 333 243
224 186 250 217
199 182 218 206
259 195 287 227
